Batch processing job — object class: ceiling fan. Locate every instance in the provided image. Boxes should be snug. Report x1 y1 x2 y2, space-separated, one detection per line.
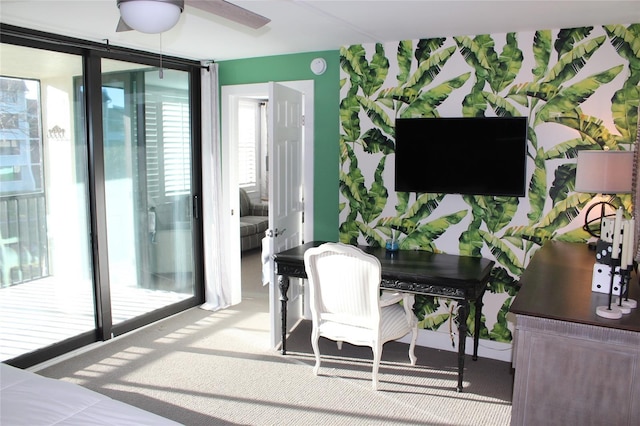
116 0 271 34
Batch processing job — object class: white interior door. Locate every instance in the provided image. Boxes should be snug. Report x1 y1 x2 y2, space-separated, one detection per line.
220 85 242 305
222 81 313 349
266 82 304 348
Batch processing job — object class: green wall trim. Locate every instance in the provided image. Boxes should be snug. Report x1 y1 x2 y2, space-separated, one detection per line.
218 51 341 241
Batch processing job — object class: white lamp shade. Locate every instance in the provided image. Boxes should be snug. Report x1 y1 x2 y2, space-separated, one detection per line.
575 150 634 194
119 0 182 34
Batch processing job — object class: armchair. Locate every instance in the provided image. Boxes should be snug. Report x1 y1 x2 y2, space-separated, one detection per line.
303 242 418 390
239 188 269 251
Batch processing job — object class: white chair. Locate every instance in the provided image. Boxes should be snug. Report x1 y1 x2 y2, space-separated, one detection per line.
303 242 418 390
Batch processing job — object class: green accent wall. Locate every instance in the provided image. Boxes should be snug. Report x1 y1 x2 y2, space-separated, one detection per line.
218 51 341 241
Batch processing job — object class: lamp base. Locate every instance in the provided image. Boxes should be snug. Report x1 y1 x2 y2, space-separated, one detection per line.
615 297 637 309
596 305 623 319
582 200 616 238
617 303 632 314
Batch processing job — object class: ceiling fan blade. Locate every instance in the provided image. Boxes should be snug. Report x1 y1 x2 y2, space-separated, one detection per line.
116 17 133 32
186 0 270 29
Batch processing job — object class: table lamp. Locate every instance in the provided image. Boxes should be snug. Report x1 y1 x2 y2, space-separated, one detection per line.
575 150 634 238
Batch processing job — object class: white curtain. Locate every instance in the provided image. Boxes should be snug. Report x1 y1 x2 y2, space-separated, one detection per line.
200 62 232 311
634 106 640 262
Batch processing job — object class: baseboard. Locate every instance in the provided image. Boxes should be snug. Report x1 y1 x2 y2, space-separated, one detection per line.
397 329 513 363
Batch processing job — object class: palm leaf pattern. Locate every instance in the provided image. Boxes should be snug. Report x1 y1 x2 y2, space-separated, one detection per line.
339 24 639 343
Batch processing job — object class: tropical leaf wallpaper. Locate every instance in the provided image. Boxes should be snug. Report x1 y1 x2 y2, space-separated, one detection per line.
338 24 640 345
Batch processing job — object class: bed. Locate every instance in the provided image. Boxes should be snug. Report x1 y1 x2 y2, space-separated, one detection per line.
0 363 180 425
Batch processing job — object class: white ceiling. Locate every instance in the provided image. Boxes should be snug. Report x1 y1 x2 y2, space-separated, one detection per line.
1 1 639 62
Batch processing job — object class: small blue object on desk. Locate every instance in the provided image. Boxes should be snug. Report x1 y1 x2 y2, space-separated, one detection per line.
385 239 399 252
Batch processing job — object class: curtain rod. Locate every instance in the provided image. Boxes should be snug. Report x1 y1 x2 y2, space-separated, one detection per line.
0 23 210 69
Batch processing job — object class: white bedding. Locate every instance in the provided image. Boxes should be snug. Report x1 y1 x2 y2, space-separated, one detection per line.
0 363 180 425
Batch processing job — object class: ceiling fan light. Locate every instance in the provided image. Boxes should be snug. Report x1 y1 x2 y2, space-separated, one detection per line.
119 0 183 34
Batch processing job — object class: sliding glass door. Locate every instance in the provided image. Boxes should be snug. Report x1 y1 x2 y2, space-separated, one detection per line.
0 43 95 361
0 27 202 367
101 60 195 325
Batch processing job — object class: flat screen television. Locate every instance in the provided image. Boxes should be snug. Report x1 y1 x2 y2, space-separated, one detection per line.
394 117 528 196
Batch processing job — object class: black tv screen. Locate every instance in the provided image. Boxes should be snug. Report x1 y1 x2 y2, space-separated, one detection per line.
394 117 528 196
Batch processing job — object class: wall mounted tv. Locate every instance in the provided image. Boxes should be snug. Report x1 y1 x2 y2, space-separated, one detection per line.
394 116 528 197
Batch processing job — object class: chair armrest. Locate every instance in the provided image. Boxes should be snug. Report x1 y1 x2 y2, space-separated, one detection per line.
402 294 417 325
380 291 416 325
379 291 403 307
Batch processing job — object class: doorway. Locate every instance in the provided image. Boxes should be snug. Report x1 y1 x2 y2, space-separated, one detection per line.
221 80 314 348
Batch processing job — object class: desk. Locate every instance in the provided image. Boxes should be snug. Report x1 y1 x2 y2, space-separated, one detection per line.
510 241 640 425
273 241 495 392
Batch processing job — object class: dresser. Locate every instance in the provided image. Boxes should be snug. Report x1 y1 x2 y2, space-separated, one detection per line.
510 241 640 425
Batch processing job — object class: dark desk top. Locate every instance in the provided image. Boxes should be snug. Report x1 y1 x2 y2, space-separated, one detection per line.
510 240 640 333
274 241 495 290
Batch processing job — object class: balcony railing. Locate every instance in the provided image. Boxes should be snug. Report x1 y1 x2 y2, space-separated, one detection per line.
0 193 48 287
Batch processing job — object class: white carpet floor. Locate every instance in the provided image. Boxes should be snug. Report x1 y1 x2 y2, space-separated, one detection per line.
36 249 513 425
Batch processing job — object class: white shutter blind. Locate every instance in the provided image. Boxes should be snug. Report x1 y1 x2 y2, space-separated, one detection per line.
145 92 191 197
162 96 190 195
144 97 160 198
238 100 258 187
